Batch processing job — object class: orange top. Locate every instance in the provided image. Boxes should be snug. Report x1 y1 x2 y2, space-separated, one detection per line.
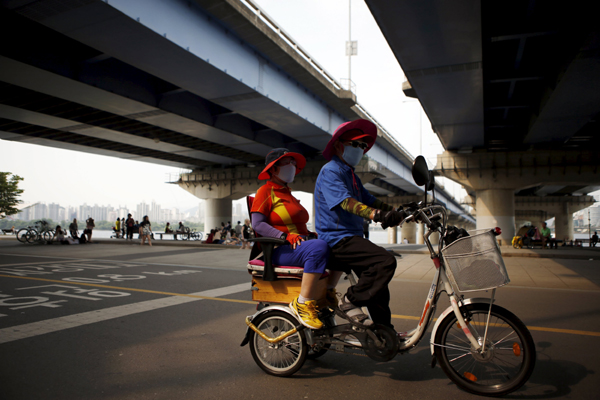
251 181 309 236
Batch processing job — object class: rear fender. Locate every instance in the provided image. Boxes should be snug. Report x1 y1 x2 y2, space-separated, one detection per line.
240 305 299 347
429 298 495 355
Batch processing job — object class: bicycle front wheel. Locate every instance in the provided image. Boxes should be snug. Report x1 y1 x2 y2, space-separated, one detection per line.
16 229 30 243
249 310 307 376
434 303 536 397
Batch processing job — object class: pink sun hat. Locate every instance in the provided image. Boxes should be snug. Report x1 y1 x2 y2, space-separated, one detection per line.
322 119 378 161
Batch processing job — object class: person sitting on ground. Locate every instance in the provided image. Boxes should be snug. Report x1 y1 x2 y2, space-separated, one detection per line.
540 222 555 249
69 218 79 239
592 231 598 247
226 229 241 246
55 225 66 243
252 148 330 329
212 229 224 244
204 229 215 244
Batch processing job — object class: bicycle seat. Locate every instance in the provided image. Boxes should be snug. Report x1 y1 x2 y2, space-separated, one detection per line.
247 260 304 279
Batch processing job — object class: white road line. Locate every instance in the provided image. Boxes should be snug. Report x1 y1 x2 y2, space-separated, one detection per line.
0 282 249 344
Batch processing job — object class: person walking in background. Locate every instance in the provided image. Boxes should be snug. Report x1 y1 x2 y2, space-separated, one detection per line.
85 217 95 243
121 217 125 238
115 218 121 238
235 221 243 237
592 231 598 247
139 215 152 246
241 218 252 250
125 214 135 240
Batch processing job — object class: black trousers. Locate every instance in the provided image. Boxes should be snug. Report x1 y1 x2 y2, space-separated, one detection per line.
330 236 397 328
126 227 134 239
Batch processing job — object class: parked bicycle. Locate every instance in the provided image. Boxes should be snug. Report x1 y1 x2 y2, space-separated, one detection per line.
16 220 54 243
241 156 535 397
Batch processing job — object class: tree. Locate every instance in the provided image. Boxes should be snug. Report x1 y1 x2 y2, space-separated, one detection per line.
0 172 24 219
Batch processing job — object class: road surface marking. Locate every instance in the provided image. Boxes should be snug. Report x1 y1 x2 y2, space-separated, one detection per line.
0 281 249 344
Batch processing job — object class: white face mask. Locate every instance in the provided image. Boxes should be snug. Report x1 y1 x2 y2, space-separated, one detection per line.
276 164 296 183
342 145 364 166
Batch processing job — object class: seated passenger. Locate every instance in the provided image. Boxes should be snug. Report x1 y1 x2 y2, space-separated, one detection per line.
252 148 330 329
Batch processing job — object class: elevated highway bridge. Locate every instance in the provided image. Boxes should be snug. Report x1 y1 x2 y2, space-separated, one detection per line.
0 0 473 240
366 0 599 243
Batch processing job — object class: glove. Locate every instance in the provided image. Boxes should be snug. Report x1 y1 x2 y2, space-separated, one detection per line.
286 233 303 246
373 209 407 229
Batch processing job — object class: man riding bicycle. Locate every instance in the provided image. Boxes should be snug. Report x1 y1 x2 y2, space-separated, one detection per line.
315 119 408 329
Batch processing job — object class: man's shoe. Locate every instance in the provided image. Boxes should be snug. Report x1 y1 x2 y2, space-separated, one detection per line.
289 297 323 330
325 288 338 309
338 296 373 327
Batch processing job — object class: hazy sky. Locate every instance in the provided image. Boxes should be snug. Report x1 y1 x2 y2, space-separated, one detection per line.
0 0 451 212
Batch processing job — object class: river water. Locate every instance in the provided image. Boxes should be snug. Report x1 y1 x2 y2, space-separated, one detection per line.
90 229 594 246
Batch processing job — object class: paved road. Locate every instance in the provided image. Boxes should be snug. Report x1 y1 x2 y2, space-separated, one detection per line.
1 239 599 399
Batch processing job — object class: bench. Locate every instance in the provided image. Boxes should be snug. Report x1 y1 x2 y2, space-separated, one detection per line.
526 239 563 249
1 229 15 235
155 232 190 240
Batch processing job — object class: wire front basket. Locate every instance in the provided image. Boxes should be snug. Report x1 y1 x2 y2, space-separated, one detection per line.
441 229 510 292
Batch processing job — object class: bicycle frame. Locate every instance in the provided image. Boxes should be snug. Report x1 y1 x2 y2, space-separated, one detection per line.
396 205 488 354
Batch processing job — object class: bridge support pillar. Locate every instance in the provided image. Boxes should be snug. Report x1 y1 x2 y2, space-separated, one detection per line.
388 226 398 244
476 189 515 245
555 203 575 242
416 223 424 244
401 222 417 244
205 199 232 234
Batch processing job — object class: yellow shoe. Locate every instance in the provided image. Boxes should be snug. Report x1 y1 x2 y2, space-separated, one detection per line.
289 297 323 329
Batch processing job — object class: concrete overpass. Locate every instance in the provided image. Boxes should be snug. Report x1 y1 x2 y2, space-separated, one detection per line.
365 0 599 242
0 0 473 239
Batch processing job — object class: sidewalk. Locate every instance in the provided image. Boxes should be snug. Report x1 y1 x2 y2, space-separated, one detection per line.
382 243 600 291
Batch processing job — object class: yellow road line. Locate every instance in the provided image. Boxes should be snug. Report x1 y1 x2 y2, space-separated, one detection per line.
390 313 600 337
2 274 599 337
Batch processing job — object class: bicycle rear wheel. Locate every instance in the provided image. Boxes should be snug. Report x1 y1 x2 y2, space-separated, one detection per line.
248 310 307 376
434 303 535 396
26 230 40 243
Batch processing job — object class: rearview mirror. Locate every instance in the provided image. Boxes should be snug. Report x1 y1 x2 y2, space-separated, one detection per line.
412 156 430 187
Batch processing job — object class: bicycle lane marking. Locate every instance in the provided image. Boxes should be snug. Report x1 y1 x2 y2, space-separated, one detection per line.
0 276 251 344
